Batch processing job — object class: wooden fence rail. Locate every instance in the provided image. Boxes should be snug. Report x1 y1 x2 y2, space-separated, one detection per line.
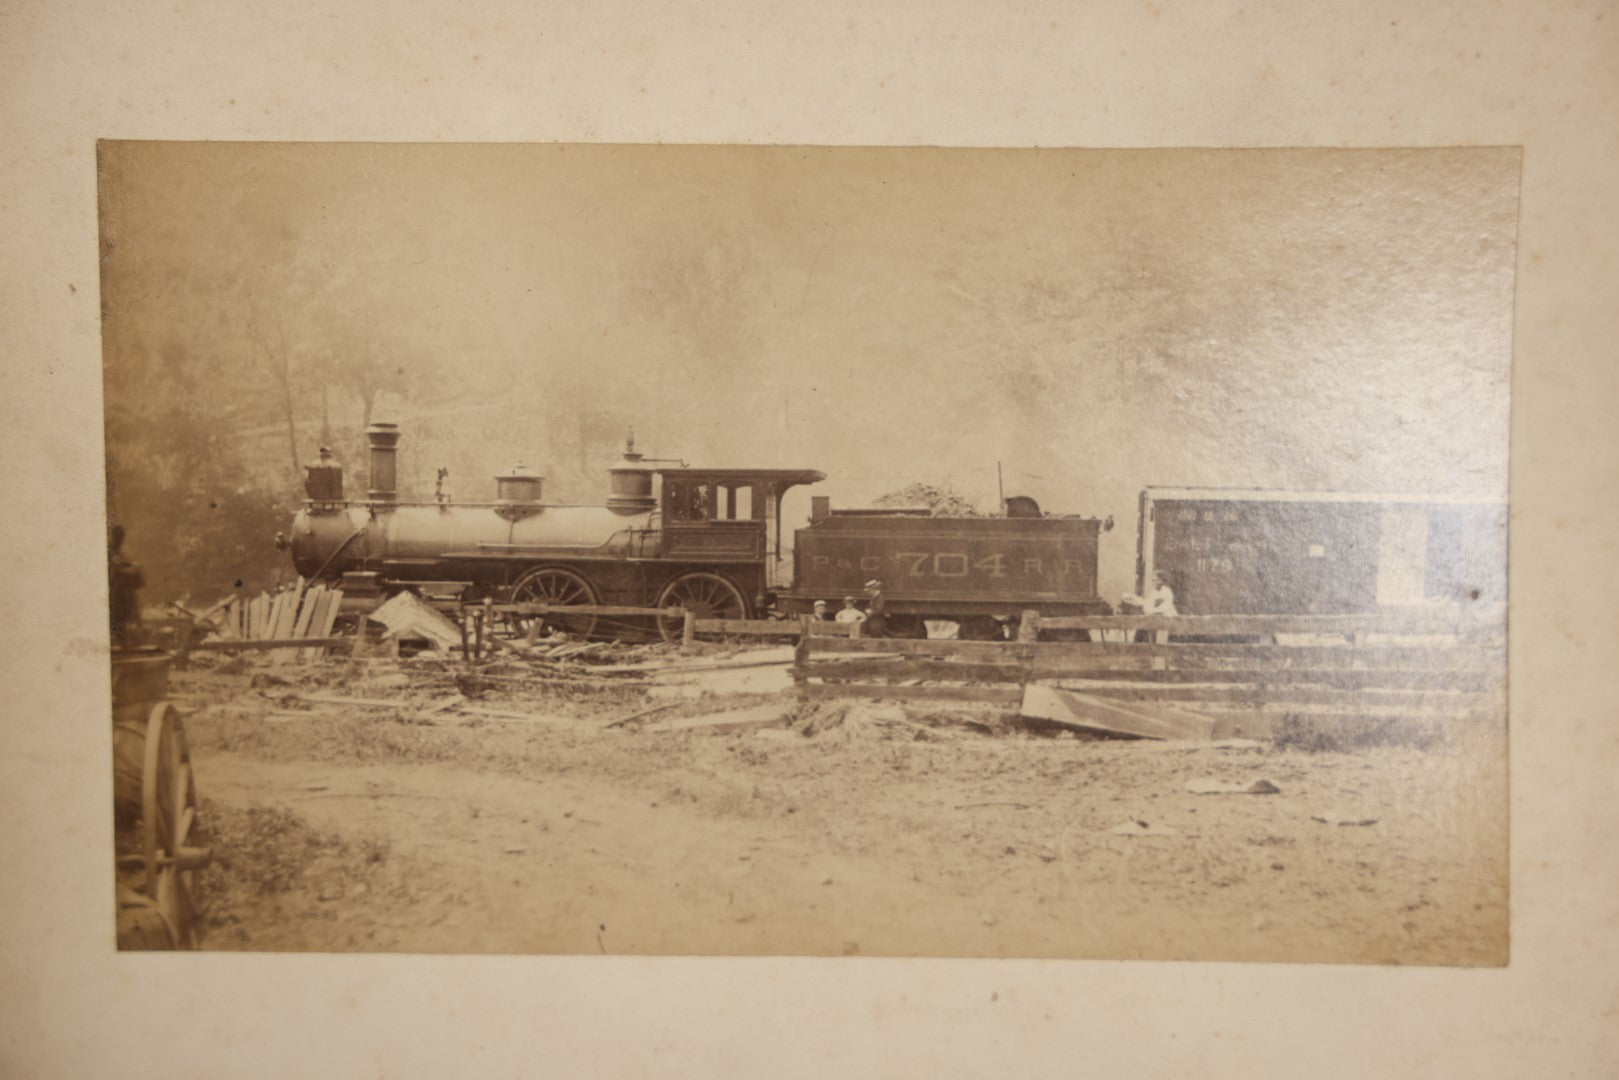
794 612 1507 733
1019 608 1504 639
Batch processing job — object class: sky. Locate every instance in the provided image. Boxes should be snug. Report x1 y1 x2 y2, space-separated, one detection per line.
99 142 1519 596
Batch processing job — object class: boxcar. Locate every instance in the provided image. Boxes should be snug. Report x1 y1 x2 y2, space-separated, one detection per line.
1136 487 1507 616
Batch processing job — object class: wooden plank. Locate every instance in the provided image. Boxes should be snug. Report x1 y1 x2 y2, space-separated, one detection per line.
801 656 1159 682
1021 684 1216 741
797 682 1023 706
190 636 350 651
692 618 804 636
1048 666 1499 690
270 592 299 662
805 620 861 637
264 592 283 640
1032 610 1503 636
1048 680 1494 710
277 583 320 665
315 588 343 657
642 703 794 734
276 585 301 638
494 602 677 618
979 641 1502 667
291 585 323 640
798 657 1032 684
796 660 1497 696
297 589 332 663
803 634 1495 667
810 636 1035 658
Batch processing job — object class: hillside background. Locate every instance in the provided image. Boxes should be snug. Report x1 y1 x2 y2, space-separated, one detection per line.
97 144 1518 603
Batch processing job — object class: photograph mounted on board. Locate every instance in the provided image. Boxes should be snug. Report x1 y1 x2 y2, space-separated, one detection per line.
98 142 1513 963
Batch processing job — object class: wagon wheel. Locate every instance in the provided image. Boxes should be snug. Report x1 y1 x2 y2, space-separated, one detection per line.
140 701 202 948
655 572 749 644
509 567 599 640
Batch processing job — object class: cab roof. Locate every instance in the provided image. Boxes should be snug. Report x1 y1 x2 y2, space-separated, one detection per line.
656 467 826 485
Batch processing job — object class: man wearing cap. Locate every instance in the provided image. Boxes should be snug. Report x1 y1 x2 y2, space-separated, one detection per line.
863 579 888 638
812 599 834 622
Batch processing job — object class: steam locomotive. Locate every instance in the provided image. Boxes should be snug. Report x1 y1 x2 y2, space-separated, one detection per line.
280 422 1113 640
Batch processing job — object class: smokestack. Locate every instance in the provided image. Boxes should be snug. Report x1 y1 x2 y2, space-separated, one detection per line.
366 421 400 503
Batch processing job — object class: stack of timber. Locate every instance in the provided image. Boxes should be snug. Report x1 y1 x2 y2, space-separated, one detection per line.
199 579 345 662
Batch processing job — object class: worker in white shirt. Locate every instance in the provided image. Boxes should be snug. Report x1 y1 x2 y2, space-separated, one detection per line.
1121 570 1177 642
834 596 867 624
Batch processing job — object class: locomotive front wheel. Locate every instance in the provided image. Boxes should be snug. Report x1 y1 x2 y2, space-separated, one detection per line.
655 572 749 644
139 701 202 948
509 567 600 640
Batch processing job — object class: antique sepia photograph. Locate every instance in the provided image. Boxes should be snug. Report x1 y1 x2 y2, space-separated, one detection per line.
99 142 1514 964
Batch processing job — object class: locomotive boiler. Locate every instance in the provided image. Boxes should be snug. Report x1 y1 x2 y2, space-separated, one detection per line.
283 422 1110 640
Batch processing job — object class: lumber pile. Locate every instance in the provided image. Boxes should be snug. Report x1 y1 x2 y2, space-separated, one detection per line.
206 579 345 662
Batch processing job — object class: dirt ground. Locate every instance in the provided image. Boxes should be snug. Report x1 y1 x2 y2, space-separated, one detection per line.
171 649 1508 965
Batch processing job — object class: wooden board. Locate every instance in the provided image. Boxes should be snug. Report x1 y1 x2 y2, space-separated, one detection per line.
271 581 310 664
291 585 322 639
805 620 861 637
798 658 1031 684
497 602 676 618
809 637 1038 658
190 636 350 651
1020 684 1216 741
1030 610 1503 637
797 682 1023 706
691 619 804 636
642 703 795 734
1046 680 1496 711
314 588 343 657
274 587 300 640
293 587 327 663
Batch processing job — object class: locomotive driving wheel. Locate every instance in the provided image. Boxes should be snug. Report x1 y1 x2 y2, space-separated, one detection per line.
509 567 600 640
655 572 748 644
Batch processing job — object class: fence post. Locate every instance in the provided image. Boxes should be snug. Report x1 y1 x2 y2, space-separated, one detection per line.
681 608 696 650
1018 609 1041 643
793 616 812 686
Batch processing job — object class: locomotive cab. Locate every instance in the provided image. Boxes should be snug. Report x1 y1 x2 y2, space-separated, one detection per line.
656 468 826 581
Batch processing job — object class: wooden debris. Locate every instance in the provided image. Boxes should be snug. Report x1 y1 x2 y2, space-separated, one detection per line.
457 705 567 723
604 702 680 729
1311 811 1378 827
1109 817 1178 837
639 703 794 734
1020 684 1215 741
369 591 462 653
